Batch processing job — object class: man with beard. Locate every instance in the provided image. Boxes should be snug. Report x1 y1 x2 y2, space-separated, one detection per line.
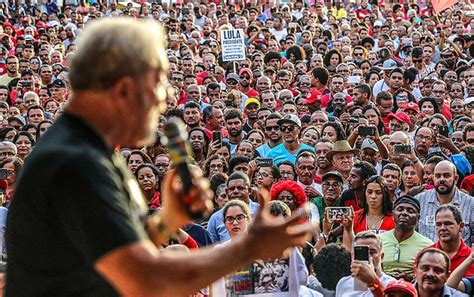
430 205 474 277
315 139 334 183
242 98 259 133
256 113 282 158
326 140 359 181
0 56 19 87
328 92 349 120
239 68 259 98
296 151 321 200
431 81 452 121
413 248 466 297
415 160 474 245
207 172 259 243
352 84 371 108
414 127 434 162
380 196 432 282
340 161 376 211
382 163 402 202
267 114 314 165
224 108 245 156
183 102 201 131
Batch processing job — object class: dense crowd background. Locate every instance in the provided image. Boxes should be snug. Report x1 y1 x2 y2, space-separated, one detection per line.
0 0 474 296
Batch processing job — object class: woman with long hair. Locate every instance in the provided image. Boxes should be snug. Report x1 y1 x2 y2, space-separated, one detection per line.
352 176 394 234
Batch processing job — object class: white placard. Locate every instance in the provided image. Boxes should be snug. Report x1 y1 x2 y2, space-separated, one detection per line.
221 29 246 62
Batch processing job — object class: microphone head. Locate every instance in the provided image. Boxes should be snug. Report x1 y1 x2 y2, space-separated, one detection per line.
162 117 187 146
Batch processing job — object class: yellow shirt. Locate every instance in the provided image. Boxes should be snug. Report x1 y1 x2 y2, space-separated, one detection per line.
0 73 18 87
331 8 347 20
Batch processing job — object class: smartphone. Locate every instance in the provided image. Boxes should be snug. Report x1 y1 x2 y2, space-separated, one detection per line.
439 125 449 137
394 144 412 154
326 207 351 223
0 169 8 180
255 158 274 168
22 81 32 88
358 126 376 137
353 245 370 264
212 130 222 144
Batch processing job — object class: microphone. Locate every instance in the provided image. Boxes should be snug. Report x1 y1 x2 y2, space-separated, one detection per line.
162 118 204 220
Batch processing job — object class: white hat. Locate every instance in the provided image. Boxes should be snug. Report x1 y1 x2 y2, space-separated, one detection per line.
361 138 379 152
465 97 474 105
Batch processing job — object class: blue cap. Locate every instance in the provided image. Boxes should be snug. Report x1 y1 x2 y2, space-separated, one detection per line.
449 154 472 177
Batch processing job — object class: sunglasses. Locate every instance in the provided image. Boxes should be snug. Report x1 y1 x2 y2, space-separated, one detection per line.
265 125 280 132
280 125 296 132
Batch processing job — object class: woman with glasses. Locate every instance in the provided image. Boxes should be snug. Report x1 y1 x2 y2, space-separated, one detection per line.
0 157 23 202
134 163 160 210
203 155 228 179
392 88 416 113
350 176 395 235
278 161 297 181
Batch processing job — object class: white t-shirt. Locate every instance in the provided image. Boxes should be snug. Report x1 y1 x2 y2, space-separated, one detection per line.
335 273 395 297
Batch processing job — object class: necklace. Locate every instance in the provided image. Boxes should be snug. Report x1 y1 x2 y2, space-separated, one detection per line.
367 215 384 230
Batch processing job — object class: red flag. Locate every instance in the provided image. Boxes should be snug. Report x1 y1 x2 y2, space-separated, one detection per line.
431 0 460 13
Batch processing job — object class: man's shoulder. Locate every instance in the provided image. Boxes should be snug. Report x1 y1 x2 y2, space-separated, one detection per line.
300 143 315 152
379 229 395 241
414 189 436 201
267 143 285 155
412 231 434 245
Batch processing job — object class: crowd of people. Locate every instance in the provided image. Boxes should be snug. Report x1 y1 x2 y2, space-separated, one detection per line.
0 0 474 296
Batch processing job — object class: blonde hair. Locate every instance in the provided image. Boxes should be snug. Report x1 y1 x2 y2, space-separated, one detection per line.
70 18 168 91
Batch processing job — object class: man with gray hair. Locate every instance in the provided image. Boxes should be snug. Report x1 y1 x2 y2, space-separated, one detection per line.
6 18 314 297
0 141 16 162
23 91 40 109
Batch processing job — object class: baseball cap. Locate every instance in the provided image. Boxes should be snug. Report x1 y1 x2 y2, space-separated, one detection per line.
387 111 412 125
381 59 398 70
322 171 344 184
239 68 252 77
402 102 420 114
226 73 239 83
21 69 34 77
384 280 417 297
264 66 276 74
8 115 26 126
277 114 301 127
51 79 67 89
244 98 260 108
361 138 379 152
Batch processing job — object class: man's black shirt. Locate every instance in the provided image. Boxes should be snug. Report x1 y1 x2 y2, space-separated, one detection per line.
6 113 147 296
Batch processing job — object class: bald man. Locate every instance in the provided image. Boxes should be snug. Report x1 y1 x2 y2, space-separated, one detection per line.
388 131 423 178
415 160 474 245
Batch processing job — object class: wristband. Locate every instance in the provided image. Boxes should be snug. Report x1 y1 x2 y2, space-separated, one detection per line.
368 277 381 291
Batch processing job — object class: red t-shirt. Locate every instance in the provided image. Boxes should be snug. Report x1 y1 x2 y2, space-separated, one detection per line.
353 209 395 235
320 93 353 109
244 88 259 99
431 239 474 277
440 102 452 121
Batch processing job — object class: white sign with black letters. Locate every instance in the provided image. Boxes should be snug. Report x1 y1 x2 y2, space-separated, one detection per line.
221 29 246 62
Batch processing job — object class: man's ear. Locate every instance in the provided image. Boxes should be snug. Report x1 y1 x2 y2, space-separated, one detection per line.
110 76 137 111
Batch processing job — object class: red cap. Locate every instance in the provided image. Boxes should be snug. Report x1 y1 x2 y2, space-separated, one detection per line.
239 68 252 77
384 280 418 297
387 111 412 125
402 102 420 114
305 89 322 105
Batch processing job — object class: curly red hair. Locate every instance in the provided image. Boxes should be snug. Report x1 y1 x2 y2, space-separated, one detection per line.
270 180 307 208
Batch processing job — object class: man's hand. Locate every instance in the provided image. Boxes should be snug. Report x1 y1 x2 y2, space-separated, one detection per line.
304 186 321 199
244 191 316 261
351 260 378 285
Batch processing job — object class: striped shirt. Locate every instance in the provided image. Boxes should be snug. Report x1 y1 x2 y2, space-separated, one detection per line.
415 189 474 245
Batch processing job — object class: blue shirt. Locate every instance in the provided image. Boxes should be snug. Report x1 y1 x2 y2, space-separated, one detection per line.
207 200 259 243
256 143 273 158
267 143 315 165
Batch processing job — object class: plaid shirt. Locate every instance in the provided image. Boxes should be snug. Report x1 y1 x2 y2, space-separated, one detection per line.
415 188 474 246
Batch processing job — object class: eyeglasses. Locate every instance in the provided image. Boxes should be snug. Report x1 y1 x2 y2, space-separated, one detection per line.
240 75 250 79
322 182 341 189
396 96 409 101
279 96 292 100
265 125 280 132
353 52 364 57
255 172 270 179
155 163 169 168
300 82 311 87
280 125 296 132
280 171 294 176
225 214 247 224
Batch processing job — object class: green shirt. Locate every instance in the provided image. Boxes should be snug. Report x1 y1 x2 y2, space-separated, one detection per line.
380 229 432 275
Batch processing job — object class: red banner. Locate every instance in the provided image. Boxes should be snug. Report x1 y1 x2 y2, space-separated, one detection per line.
431 0 460 13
